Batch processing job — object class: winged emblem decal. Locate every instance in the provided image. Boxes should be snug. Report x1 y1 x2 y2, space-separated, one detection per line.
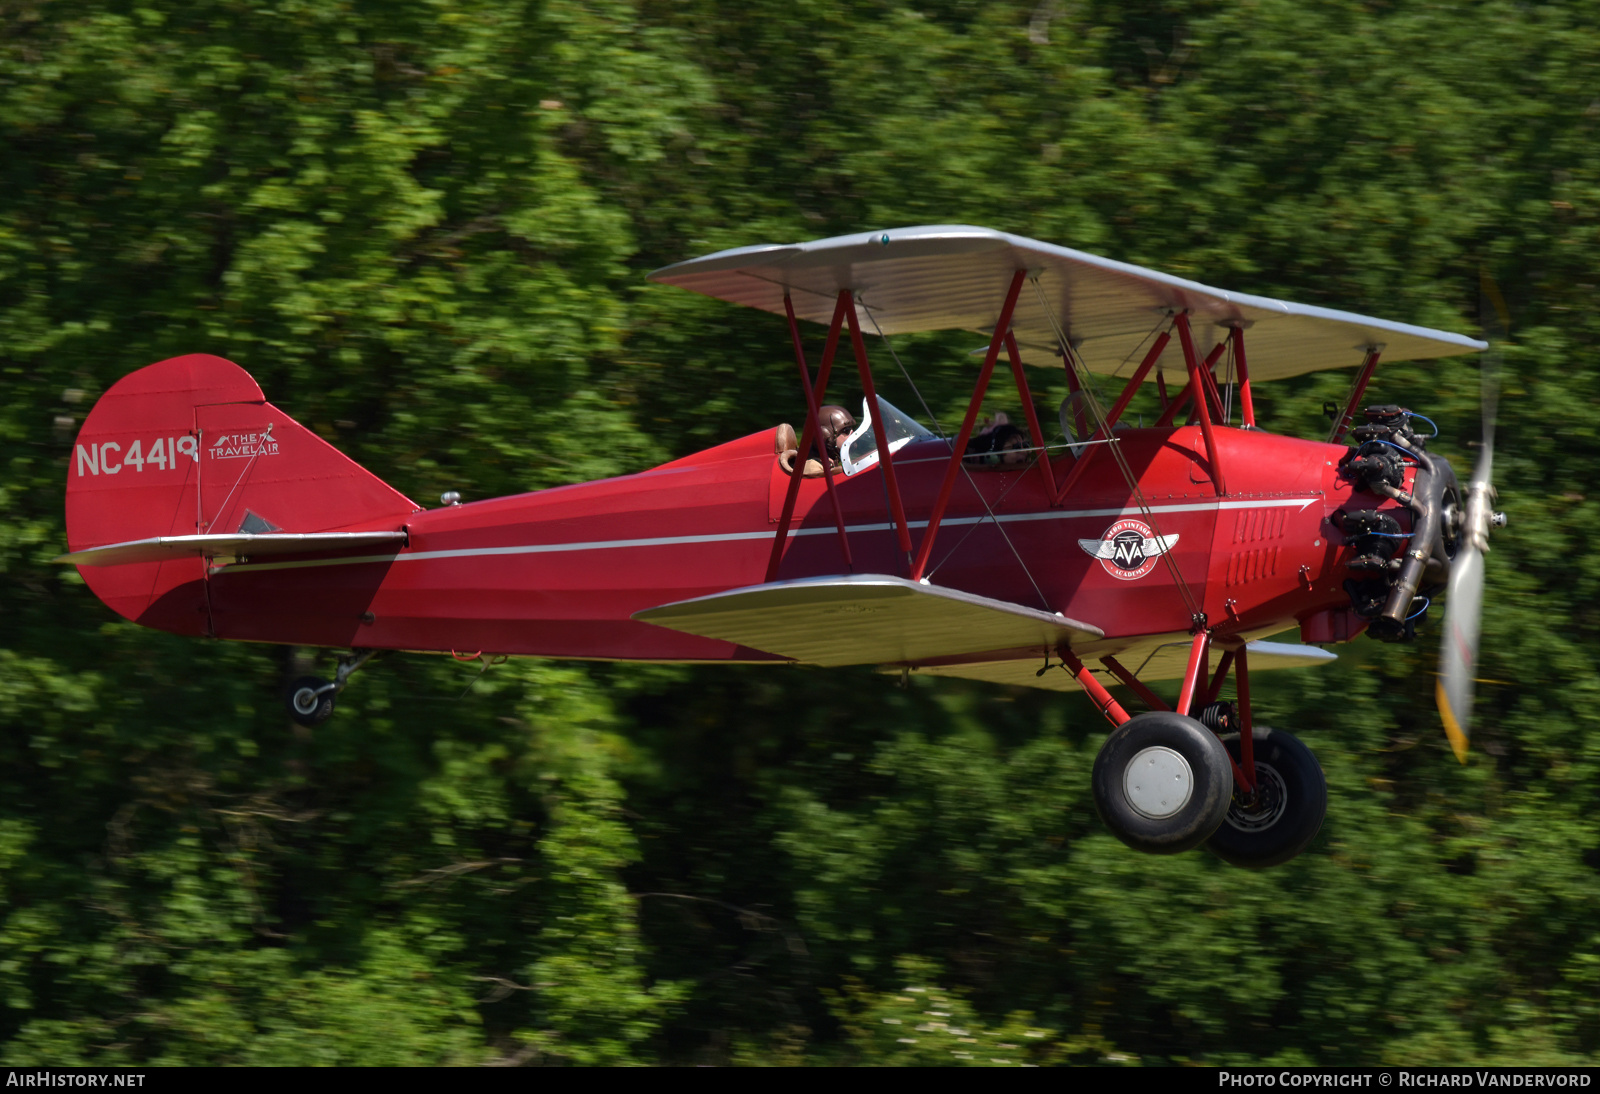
1078 519 1179 581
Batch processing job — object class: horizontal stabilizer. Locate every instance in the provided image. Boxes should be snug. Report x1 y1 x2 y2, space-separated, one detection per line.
57 531 407 567
633 575 1103 667
904 639 1336 693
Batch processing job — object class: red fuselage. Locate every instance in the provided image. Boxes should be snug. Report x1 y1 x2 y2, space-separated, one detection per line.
190 424 1384 662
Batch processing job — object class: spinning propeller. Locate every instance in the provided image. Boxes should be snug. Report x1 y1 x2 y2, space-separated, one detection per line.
1435 278 1509 762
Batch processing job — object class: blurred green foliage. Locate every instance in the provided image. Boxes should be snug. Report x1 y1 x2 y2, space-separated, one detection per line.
2 0 1598 1066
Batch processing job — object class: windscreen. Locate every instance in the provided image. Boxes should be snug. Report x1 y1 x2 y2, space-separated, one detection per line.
839 398 934 476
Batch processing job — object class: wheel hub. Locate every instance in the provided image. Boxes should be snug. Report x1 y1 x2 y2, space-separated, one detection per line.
1225 761 1288 832
1123 746 1194 819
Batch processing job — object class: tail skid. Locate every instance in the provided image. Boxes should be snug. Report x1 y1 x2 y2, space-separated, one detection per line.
65 354 418 634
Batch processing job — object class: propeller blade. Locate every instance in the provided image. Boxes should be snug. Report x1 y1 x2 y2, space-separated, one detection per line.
1438 270 1506 761
1436 540 1483 763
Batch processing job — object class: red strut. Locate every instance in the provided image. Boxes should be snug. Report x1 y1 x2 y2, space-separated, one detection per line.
1174 314 1226 496
1230 326 1256 428
1061 649 1130 727
783 293 852 572
846 301 914 563
909 269 1027 582
766 292 850 581
1175 629 1211 717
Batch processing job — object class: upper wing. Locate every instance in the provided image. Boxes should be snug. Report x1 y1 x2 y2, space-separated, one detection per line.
633 574 1103 667
648 225 1486 382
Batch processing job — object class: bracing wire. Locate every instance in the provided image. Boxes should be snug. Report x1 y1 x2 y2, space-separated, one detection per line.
208 424 274 533
950 457 1052 611
924 448 1052 610
1030 282 1204 621
863 295 1048 607
925 453 1036 577
865 302 944 437
1109 315 1173 382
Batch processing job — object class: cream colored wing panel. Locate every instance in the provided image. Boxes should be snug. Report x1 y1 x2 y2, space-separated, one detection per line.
1127 639 1338 682
633 574 1103 667
900 639 1336 694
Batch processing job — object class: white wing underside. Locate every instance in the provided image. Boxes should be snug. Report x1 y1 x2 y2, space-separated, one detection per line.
649 225 1486 382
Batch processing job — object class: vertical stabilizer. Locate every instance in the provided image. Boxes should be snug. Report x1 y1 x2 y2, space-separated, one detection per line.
65 354 417 633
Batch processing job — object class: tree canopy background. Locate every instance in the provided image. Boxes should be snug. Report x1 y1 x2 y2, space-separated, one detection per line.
2 0 1598 1066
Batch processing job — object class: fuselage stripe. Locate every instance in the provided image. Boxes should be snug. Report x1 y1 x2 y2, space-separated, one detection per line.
219 496 1319 575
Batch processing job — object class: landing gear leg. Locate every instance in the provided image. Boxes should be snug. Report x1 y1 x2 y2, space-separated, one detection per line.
1200 643 1327 867
285 648 378 727
1205 727 1327 868
1068 642 1232 855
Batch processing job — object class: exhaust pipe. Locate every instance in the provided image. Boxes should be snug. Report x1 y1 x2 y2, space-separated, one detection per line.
1368 449 1458 642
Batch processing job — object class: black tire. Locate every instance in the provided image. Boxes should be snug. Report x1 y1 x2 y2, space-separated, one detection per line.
286 675 336 727
1091 711 1234 855
1206 726 1326 868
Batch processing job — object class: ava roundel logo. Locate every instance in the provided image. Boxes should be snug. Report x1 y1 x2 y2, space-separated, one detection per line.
1077 518 1179 581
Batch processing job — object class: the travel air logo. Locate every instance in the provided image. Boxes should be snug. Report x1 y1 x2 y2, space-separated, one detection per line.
1078 518 1179 581
209 427 278 461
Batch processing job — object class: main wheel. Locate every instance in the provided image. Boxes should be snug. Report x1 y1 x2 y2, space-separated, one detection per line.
286 676 336 727
1205 726 1326 868
1091 712 1234 854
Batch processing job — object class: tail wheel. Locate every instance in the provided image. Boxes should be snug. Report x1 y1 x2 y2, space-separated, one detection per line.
1206 727 1326 868
1091 712 1233 854
286 676 336 727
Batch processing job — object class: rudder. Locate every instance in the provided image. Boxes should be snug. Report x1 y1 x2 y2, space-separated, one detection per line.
66 354 418 633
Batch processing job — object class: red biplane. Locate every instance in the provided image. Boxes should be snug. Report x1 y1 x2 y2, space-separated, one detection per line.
60 226 1504 867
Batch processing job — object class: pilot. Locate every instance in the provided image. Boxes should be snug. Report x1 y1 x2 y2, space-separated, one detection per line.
964 412 1031 468
816 405 856 463
776 405 857 476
